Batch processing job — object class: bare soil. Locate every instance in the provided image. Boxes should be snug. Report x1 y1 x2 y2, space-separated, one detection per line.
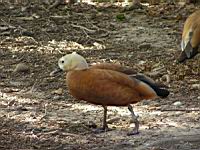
0 2 200 150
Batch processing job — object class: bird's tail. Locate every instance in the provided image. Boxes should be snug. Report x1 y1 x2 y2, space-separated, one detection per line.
129 74 170 98
153 87 169 98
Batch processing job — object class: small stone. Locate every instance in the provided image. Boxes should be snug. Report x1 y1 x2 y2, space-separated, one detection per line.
127 54 133 58
14 63 30 73
32 13 40 19
87 121 97 128
138 60 146 65
191 84 200 90
52 88 63 95
173 101 182 106
53 95 62 100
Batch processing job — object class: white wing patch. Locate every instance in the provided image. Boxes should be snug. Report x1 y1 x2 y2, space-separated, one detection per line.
181 40 185 51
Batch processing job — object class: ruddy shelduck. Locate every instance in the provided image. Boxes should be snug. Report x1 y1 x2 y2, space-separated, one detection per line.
178 10 200 62
53 52 170 135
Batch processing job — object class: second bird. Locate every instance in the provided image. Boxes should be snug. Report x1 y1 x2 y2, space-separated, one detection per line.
178 10 200 63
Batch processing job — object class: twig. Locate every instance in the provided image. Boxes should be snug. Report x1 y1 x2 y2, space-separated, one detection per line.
29 80 38 93
0 19 15 29
71 24 96 34
82 29 104 43
83 15 110 33
44 103 48 116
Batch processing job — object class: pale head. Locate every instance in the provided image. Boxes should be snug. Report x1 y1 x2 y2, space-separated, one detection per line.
58 52 89 71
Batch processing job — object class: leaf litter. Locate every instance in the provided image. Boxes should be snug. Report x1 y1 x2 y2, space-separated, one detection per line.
0 1 200 150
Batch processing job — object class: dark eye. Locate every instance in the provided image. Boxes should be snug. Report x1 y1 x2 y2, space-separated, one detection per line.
61 60 64 63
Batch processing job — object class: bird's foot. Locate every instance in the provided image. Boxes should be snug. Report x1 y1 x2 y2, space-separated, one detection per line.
127 105 140 135
93 127 112 134
127 128 139 136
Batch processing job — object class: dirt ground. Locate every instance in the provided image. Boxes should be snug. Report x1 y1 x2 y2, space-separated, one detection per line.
0 1 200 150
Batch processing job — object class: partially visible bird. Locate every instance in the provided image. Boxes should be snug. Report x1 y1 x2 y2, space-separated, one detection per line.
178 10 200 63
53 52 170 135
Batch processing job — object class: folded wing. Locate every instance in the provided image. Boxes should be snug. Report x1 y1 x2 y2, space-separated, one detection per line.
67 69 164 106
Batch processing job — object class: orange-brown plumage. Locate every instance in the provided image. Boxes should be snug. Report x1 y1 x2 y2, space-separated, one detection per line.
90 63 137 75
90 63 168 90
67 69 157 106
178 10 200 62
55 52 169 135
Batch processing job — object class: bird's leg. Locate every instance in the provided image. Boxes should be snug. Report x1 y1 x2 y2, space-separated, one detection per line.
94 106 111 133
102 105 108 130
127 104 139 135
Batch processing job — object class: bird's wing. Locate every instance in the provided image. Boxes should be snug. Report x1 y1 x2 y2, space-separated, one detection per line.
67 69 157 106
90 63 137 75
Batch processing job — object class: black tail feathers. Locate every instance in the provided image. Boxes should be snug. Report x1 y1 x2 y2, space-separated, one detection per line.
130 74 170 98
154 88 169 98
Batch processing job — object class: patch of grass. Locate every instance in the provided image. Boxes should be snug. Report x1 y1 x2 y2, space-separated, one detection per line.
116 13 126 21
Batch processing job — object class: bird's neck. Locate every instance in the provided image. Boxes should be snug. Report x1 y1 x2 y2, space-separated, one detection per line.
74 62 89 70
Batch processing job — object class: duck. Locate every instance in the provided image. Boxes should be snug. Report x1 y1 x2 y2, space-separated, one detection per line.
53 52 170 135
178 10 200 63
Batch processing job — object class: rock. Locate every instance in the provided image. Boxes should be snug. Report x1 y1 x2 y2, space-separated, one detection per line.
173 101 182 106
191 84 200 90
32 13 40 19
53 95 62 100
51 88 63 95
138 60 146 65
87 121 97 128
14 63 30 73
